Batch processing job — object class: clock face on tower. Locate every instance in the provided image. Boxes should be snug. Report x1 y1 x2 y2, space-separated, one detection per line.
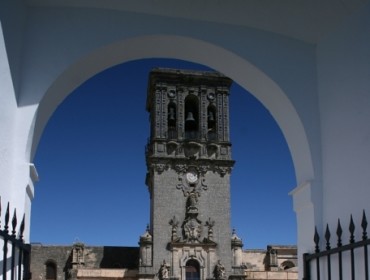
186 171 198 184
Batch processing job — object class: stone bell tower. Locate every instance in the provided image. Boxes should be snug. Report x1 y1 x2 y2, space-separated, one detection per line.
140 68 242 280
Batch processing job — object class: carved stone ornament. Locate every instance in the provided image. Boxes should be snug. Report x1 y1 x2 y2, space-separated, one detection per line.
214 166 231 177
152 163 168 174
183 217 202 243
174 164 187 174
198 165 209 175
177 177 207 197
205 218 215 241
176 165 208 196
169 216 180 242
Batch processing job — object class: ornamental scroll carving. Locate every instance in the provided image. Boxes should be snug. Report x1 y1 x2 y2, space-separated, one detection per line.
176 164 208 197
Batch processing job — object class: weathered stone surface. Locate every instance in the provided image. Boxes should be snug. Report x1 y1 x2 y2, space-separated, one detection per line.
30 244 139 280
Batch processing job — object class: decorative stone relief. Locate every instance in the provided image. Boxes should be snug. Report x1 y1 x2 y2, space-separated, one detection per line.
205 218 215 241
214 166 232 177
223 94 230 141
176 170 208 197
220 146 227 155
174 164 187 174
183 216 202 243
71 242 85 268
175 164 208 197
217 92 223 141
169 216 180 242
152 163 168 174
201 89 207 140
162 89 167 138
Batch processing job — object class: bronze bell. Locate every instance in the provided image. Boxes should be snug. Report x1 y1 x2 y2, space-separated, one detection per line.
186 112 195 123
208 111 215 122
168 107 176 121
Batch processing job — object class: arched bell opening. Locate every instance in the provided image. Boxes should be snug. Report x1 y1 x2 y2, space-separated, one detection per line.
207 105 217 141
185 259 200 280
168 102 177 139
184 95 199 140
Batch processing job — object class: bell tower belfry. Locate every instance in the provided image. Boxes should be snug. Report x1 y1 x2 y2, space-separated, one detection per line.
140 68 242 280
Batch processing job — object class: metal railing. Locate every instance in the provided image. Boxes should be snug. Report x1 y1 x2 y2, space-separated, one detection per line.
303 211 369 280
0 198 30 280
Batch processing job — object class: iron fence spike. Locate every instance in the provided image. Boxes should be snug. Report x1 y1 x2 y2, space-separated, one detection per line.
314 227 320 253
337 219 343 247
325 224 331 250
349 214 355 243
19 214 25 241
4 202 10 232
12 208 17 236
362 210 368 240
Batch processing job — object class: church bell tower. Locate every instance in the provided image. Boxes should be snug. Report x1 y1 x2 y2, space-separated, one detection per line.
140 68 241 280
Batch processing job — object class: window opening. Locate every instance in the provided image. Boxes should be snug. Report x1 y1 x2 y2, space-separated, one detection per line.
207 105 217 141
281 260 295 270
168 103 177 139
45 261 57 280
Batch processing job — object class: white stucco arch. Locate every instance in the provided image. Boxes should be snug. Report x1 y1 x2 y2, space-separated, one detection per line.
24 35 316 275
30 35 314 188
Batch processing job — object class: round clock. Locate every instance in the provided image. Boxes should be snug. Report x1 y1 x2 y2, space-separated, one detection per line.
186 171 198 184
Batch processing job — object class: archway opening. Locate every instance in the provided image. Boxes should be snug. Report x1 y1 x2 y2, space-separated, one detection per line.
45 260 57 280
31 58 296 249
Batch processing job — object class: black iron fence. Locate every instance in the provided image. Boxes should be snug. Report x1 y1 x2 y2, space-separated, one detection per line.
303 211 370 280
0 199 30 280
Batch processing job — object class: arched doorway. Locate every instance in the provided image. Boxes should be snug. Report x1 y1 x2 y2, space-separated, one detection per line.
185 259 200 280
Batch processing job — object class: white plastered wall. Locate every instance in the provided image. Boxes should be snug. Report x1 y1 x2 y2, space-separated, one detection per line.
317 3 370 241
314 4 370 278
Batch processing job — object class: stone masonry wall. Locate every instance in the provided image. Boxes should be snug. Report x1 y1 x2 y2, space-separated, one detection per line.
30 244 139 280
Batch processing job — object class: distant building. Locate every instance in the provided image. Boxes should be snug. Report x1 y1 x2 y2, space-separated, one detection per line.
30 69 297 280
30 243 297 280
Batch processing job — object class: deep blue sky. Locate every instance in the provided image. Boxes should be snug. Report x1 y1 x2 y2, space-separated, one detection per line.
31 58 296 249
